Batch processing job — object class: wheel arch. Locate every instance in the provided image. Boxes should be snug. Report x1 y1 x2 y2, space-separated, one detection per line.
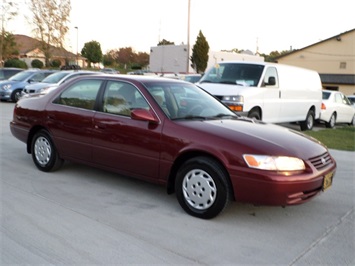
166 151 234 200
26 126 48 154
248 106 262 120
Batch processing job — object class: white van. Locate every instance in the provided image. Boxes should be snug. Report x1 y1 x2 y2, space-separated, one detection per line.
197 61 322 130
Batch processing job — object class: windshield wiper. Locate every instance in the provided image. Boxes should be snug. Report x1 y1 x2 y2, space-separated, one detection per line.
199 80 212 83
172 115 208 121
213 113 235 118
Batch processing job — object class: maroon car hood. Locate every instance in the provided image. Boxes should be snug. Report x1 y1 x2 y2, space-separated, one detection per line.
178 119 328 159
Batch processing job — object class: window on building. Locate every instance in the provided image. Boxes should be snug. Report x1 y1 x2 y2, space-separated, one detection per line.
339 62 347 69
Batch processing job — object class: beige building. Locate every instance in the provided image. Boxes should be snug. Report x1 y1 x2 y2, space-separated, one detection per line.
13 34 86 68
276 29 355 96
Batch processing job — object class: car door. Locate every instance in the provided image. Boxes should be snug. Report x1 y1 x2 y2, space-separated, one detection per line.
92 81 163 181
46 79 103 162
260 67 281 122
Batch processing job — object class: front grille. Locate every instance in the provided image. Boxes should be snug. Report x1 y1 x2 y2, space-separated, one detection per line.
309 152 333 170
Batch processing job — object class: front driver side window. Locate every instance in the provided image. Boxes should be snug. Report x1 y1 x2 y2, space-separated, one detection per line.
102 81 149 116
262 67 279 87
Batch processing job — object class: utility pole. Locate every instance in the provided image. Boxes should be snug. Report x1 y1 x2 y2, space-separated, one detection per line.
75 26 78 65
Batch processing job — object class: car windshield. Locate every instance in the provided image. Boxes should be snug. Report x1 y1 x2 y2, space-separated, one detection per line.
199 63 264 87
9 71 35 82
41 72 72 84
144 81 236 120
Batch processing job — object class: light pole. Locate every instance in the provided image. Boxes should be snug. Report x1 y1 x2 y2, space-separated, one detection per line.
75 26 78 66
186 0 191 74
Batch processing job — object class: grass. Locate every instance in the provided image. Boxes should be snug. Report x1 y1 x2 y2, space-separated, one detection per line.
304 126 355 151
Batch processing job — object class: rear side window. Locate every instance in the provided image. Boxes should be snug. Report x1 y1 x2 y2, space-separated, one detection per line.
56 79 102 110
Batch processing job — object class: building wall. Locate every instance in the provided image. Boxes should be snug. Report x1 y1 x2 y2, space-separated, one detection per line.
149 45 264 74
277 29 355 95
149 45 190 73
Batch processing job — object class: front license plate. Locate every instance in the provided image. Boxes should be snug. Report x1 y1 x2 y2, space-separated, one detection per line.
322 172 333 191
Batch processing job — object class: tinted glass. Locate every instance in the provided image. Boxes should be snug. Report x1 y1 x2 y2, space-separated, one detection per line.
144 81 236 119
322 91 331 100
57 79 102 110
102 81 149 116
199 63 264 87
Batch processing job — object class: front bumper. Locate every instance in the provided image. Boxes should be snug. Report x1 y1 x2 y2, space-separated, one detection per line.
229 153 337 206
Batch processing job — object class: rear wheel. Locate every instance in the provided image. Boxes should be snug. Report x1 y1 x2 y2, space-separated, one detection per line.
325 113 336 128
348 115 355 126
300 109 315 131
31 130 63 172
175 156 231 219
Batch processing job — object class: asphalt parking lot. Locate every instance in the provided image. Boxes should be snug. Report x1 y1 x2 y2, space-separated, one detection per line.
1 101 354 265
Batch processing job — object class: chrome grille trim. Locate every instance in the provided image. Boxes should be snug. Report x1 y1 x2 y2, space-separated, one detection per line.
309 152 332 170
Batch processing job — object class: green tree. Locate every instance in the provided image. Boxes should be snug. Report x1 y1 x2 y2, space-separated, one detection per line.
31 59 44 68
0 1 18 66
81 40 103 67
157 39 175 46
261 50 290 62
134 52 149 68
190 30 209 73
1 32 18 61
29 0 71 66
4 58 27 68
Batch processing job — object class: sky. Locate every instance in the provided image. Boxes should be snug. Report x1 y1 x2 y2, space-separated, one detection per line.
6 0 355 55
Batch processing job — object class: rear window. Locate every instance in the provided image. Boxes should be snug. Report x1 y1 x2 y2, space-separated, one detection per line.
322 91 331 100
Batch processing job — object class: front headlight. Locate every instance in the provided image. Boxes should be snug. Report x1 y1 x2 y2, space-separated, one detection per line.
243 154 305 171
222 95 243 102
2 84 12 90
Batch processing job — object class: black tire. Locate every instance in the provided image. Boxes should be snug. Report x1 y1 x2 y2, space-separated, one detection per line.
348 115 355 126
248 110 261 120
11 89 22 102
325 113 336 128
175 156 231 219
300 109 315 131
31 130 64 172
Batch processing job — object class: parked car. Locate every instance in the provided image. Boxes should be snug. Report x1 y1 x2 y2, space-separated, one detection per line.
10 75 336 219
197 61 322 131
0 69 56 102
22 70 100 96
180 74 202 83
347 95 355 107
100 68 119 74
60 64 81 70
319 90 355 128
0 67 24 80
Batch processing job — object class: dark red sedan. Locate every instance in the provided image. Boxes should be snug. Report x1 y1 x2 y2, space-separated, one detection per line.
10 75 336 219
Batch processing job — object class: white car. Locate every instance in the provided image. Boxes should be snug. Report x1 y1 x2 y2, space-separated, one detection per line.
347 95 355 107
319 90 355 128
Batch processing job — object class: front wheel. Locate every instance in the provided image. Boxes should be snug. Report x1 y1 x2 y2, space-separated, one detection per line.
175 156 231 219
300 109 315 131
31 130 64 172
11 89 22 102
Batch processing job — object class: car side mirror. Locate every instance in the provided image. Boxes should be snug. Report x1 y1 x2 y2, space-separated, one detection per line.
131 109 159 124
267 76 276 86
